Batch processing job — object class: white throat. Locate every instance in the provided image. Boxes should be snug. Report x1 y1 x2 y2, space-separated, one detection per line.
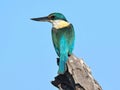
50 20 70 29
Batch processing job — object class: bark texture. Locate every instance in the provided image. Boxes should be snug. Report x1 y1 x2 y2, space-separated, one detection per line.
51 54 102 90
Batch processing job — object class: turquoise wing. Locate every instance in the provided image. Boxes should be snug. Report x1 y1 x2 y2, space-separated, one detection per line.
51 29 60 56
51 24 75 74
66 24 75 55
51 24 75 56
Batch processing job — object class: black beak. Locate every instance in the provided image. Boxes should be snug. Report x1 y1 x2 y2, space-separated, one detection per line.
31 16 49 22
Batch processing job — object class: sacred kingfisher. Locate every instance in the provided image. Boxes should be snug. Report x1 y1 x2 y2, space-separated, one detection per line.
31 13 75 74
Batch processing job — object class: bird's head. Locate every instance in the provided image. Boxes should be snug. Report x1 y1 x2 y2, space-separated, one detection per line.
31 12 70 29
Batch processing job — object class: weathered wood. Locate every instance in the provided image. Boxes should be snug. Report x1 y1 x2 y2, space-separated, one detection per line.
51 54 102 90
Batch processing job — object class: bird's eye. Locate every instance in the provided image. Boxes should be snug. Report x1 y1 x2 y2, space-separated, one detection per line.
50 15 55 19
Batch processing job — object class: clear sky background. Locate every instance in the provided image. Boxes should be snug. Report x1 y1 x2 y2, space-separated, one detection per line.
0 0 120 90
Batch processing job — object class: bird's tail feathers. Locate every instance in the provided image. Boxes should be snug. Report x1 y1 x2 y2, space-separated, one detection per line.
58 54 68 74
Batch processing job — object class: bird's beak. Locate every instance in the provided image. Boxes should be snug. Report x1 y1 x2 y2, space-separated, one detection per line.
31 16 49 22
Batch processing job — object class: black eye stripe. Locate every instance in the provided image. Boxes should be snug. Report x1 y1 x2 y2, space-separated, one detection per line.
50 15 55 19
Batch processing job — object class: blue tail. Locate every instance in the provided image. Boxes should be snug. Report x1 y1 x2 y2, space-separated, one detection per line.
58 36 69 74
58 54 68 74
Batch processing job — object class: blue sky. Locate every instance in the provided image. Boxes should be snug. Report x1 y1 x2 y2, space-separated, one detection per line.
0 0 120 90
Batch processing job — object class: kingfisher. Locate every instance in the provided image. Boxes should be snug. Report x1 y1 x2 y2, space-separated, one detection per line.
31 12 75 74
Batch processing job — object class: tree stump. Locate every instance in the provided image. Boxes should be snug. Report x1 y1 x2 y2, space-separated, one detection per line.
51 54 102 90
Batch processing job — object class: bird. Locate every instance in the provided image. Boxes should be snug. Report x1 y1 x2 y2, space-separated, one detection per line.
31 12 75 74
